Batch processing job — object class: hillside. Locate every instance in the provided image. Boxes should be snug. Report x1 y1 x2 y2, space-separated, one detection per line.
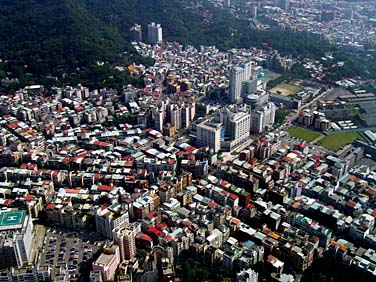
0 0 375 90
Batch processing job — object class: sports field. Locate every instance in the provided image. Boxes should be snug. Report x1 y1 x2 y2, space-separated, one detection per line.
0 210 25 227
287 126 321 142
270 83 302 96
317 132 361 152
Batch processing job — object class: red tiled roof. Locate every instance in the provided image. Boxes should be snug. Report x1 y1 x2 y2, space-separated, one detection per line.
24 195 34 201
98 185 114 192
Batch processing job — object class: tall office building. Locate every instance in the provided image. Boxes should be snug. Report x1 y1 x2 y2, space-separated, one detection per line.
169 105 182 131
263 102 276 129
153 108 164 132
0 210 33 268
251 111 264 134
219 106 251 150
230 67 244 103
196 121 223 153
147 22 163 45
181 104 191 129
229 62 253 103
251 102 276 134
129 24 142 42
113 223 141 261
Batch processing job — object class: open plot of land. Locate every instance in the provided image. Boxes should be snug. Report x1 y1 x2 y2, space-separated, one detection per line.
287 126 321 142
270 83 302 96
316 132 360 152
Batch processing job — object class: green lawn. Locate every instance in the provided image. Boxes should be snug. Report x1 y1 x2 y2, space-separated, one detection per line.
316 132 360 151
287 126 321 142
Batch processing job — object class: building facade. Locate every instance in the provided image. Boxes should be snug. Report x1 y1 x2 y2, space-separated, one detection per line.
113 223 141 261
130 24 142 42
147 23 162 45
196 121 223 153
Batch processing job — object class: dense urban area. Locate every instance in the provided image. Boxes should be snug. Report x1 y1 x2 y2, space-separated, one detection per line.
2 1 376 282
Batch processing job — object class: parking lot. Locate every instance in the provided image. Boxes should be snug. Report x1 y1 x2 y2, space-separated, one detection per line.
39 230 100 279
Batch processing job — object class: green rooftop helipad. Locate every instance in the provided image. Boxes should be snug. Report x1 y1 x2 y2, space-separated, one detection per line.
0 210 26 229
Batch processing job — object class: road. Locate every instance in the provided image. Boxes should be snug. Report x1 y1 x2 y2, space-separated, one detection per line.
274 88 332 134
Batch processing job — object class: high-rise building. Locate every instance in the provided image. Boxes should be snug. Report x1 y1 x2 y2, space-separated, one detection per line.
181 104 190 129
196 120 223 153
251 102 275 134
280 0 290 10
230 67 244 103
224 0 231 8
169 105 182 131
189 102 196 121
250 4 258 19
129 24 142 42
275 0 289 10
153 108 164 132
113 223 141 261
95 204 129 240
229 62 253 103
147 22 163 45
0 210 33 268
251 111 264 134
219 106 251 150
263 102 276 129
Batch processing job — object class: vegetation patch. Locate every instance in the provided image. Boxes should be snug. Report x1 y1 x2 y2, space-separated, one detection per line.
317 132 361 151
274 108 292 127
287 126 321 142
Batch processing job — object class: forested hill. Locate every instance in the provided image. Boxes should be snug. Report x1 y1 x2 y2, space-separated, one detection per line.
0 0 374 89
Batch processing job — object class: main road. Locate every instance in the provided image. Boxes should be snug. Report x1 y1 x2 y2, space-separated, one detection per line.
277 87 333 132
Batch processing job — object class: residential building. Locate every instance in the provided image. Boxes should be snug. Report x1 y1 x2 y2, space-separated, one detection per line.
92 245 120 282
147 23 162 45
95 204 129 240
113 223 141 261
130 24 142 42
